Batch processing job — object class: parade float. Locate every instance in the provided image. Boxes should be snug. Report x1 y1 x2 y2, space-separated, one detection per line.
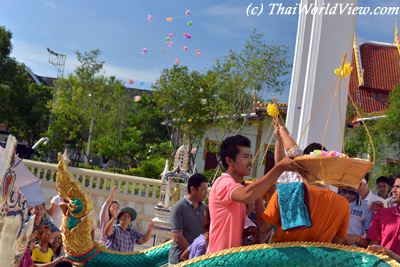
54 149 399 267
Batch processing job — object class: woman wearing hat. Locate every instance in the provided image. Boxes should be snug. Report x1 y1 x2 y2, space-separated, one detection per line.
104 206 155 252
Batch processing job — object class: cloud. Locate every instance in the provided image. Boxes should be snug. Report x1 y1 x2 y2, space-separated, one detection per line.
200 3 244 17
102 64 160 82
42 0 57 10
201 21 244 39
11 39 159 83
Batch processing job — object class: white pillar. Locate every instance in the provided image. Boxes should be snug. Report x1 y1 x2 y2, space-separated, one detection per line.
287 0 356 152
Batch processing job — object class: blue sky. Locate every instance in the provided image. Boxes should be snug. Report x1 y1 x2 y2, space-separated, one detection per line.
0 0 399 101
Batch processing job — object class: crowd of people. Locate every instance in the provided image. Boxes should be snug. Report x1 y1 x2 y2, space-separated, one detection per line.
20 181 155 266
19 121 400 266
168 121 400 265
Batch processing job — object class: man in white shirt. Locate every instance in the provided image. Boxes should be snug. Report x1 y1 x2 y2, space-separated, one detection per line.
358 175 387 213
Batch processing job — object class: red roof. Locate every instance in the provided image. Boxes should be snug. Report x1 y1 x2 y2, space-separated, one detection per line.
349 42 400 113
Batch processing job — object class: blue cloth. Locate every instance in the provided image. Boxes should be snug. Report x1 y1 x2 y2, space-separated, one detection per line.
276 182 312 231
105 224 143 252
189 234 206 259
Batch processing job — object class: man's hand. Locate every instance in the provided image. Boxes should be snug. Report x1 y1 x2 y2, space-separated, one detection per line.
275 157 308 178
346 234 360 245
370 201 384 213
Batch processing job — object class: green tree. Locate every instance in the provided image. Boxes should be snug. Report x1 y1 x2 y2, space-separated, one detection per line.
374 86 400 176
0 26 52 145
48 50 131 164
153 30 291 166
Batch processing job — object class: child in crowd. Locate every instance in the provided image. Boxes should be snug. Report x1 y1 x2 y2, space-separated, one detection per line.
31 226 53 263
19 231 65 267
180 209 210 261
49 232 64 259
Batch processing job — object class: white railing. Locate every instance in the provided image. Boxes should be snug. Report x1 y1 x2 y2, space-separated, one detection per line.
22 159 162 200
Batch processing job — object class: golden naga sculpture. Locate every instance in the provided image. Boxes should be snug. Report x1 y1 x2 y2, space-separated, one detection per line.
56 153 95 256
56 153 170 267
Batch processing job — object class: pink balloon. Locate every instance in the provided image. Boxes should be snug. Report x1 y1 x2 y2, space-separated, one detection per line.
183 33 192 39
174 58 180 65
134 95 142 102
128 79 134 84
141 48 148 54
147 15 153 22
183 45 189 52
195 49 201 56
167 41 174 47
168 33 174 38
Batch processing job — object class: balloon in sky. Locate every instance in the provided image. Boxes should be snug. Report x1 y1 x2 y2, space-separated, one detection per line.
183 33 192 39
166 17 174 22
128 79 134 84
185 9 191 16
141 48 148 54
165 37 171 43
168 33 174 38
175 58 180 65
134 95 142 102
186 21 193 26
195 49 202 56
147 15 153 21
183 45 189 52
167 41 174 47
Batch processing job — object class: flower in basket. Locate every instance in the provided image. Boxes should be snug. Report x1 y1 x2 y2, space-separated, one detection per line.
334 62 353 78
267 103 279 118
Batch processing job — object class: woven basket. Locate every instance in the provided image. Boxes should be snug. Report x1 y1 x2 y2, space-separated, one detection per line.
294 156 373 189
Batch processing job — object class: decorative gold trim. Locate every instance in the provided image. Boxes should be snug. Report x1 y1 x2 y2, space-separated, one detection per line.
176 242 400 267
394 21 400 57
353 33 364 86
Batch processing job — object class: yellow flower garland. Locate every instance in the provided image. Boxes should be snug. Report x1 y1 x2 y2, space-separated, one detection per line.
267 103 279 118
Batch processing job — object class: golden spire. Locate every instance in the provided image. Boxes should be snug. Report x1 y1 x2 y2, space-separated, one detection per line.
394 20 400 57
353 32 363 86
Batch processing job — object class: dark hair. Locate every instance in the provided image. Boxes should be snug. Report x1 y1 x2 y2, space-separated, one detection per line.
364 173 370 183
219 135 251 169
376 176 389 185
50 232 63 257
303 143 327 155
108 200 119 220
187 174 208 193
55 262 73 267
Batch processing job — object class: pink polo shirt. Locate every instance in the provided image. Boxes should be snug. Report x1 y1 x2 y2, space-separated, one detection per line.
367 206 400 255
206 173 246 254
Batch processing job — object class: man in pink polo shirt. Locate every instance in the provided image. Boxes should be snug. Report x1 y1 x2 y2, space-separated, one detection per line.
367 175 400 258
206 134 307 254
